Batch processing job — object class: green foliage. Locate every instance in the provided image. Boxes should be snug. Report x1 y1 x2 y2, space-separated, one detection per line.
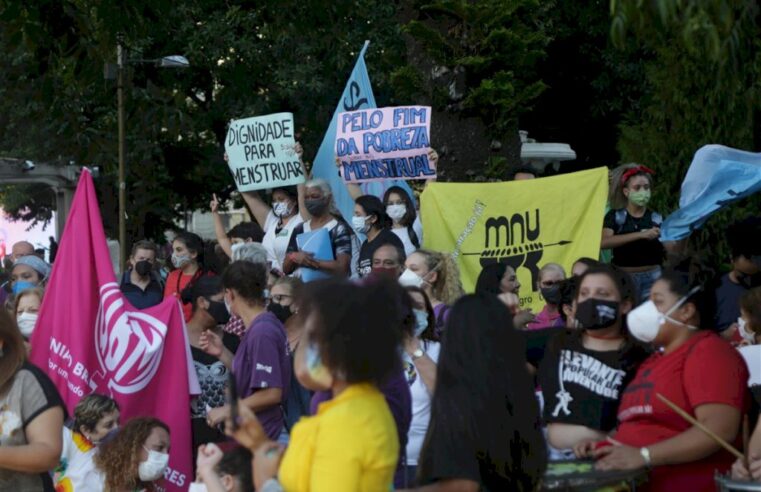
0 0 406 242
402 0 552 135
610 0 761 264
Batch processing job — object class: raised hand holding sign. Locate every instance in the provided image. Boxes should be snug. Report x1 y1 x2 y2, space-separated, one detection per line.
336 105 434 183
225 112 306 192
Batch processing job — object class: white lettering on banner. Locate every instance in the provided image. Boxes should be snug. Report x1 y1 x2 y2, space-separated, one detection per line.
618 404 653 421
559 350 625 399
164 466 186 487
50 337 74 368
94 283 168 395
256 363 273 374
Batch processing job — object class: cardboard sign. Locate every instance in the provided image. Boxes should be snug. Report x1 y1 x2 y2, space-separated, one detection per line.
336 105 434 183
225 112 305 192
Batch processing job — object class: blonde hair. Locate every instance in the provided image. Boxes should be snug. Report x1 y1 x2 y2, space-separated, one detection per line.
609 163 653 209
274 276 303 293
414 249 464 305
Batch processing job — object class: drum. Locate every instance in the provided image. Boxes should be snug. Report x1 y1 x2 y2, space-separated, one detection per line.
541 460 648 491
715 473 761 492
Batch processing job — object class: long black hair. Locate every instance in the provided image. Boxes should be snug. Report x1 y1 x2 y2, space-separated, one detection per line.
417 294 546 490
658 256 716 329
383 186 417 227
475 263 509 296
174 231 205 269
355 195 391 231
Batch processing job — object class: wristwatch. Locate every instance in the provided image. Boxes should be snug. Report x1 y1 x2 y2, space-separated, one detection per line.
411 348 425 360
639 447 652 468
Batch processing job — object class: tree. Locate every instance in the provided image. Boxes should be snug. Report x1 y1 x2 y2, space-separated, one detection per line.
608 0 761 264
392 0 553 181
0 0 407 243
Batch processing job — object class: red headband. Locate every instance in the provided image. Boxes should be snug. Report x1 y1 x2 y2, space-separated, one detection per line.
621 165 655 185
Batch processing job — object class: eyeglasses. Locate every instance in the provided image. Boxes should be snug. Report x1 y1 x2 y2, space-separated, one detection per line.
271 294 292 303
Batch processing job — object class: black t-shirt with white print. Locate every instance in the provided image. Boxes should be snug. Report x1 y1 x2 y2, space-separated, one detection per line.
539 331 648 432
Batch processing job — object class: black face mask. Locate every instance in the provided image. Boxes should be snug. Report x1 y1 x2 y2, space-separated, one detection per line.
735 271 754 288
575 299 620 330
207 299 231 325
305 198 329 216
541 285 562 305
267 302 293 324
134 260 153 277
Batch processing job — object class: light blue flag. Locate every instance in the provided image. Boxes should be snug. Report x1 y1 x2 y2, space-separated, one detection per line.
311 41 416 223
661 145 761 241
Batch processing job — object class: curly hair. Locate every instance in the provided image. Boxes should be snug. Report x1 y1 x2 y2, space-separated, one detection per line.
300 277 405 384
412 249 464 305
73 394 119 434
94 417 169 492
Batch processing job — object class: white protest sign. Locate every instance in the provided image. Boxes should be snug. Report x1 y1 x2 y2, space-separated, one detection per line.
225 112 305 192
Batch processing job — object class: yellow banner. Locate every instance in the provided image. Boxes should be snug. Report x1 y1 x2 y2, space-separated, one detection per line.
421 168 609 312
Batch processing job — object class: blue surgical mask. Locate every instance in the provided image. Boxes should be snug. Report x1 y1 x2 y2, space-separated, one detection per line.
12 280 36 295
413 309 429 337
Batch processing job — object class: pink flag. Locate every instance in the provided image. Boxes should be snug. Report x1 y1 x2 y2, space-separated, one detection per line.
30 170 196 491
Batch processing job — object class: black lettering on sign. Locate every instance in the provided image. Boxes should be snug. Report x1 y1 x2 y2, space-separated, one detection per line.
462 208 572 290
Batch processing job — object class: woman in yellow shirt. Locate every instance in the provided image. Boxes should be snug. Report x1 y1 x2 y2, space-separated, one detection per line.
252 277 409 492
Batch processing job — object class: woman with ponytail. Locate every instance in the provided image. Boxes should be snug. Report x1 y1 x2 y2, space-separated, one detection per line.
399 249 464 334
601 164 665 301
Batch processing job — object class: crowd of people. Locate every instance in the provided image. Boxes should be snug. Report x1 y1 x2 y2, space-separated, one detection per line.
0 149 760 492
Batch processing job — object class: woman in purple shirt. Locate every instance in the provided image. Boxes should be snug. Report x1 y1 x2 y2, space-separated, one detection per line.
205 261 290 441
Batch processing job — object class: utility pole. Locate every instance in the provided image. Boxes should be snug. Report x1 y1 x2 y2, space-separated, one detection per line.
117 42 127 268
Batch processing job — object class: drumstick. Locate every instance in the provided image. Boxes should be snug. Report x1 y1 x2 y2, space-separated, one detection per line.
656 393 744 461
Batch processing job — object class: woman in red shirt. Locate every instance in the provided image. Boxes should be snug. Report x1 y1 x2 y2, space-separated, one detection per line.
164 232 209 322
577 265 749 491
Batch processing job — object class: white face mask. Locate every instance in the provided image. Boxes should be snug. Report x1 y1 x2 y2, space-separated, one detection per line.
386 204 407 222
188 482 209 492
273 201 293 218
351 216 370 234
399 268 425 288
16 312 38 338
138 447 170 481
739 317 756 344
627 287 700 343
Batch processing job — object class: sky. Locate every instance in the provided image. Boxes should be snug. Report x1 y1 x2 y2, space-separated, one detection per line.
0 208 56 261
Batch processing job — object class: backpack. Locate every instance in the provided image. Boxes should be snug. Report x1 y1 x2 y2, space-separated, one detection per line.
613 209 663 234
